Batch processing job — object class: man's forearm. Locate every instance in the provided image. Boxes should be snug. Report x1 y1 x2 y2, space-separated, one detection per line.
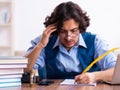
24 43 44 72
93 67 115 82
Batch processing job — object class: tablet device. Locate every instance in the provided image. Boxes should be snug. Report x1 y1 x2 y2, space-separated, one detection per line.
104 54 120 84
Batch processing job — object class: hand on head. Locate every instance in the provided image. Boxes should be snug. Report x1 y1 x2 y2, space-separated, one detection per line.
40 25 56 47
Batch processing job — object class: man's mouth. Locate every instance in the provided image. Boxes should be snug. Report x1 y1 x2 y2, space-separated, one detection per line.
66 40 74 45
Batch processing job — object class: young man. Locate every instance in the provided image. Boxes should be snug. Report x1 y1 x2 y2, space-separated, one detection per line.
25 1 116 84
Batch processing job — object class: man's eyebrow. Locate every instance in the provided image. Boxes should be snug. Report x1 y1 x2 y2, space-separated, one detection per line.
61 27 79 31
71 27 79 30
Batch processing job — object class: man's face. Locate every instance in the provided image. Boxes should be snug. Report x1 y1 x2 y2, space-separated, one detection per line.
59 19 80 51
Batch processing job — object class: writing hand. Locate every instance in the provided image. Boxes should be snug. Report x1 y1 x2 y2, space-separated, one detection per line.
74 73 96 84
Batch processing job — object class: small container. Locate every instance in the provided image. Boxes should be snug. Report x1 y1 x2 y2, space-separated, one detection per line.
30 70 36 87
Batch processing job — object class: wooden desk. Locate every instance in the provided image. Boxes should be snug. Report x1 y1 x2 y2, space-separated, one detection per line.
1 80 120 90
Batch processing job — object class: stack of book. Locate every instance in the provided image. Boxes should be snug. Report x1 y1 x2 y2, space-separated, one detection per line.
0 56 28 88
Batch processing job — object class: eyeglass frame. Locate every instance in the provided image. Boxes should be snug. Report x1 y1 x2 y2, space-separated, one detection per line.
58 27 80 37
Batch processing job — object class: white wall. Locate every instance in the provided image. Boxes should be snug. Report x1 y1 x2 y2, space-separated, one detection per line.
14 0 120 51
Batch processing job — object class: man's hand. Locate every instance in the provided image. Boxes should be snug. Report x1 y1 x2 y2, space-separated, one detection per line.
74 72 96 84
39 25 56 47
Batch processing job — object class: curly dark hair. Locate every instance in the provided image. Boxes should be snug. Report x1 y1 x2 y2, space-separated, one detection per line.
44 1 90 34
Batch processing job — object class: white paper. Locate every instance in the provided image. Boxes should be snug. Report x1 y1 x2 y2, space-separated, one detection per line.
60 79 96 86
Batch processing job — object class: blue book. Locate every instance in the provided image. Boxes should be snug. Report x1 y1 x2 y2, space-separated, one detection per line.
0 74 22 79
0 78 21 88
0 82 21 88
0 78 21 83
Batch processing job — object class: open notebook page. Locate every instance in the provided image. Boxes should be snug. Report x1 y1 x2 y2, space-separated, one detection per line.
60 79 96 86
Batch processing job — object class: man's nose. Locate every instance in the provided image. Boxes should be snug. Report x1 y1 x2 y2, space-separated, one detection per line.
66 31 72 36
66 32 72 40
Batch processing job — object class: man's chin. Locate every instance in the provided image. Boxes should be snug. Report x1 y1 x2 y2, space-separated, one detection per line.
64 45 74 50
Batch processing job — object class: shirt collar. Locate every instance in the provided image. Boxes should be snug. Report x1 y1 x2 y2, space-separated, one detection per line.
53 34 87 48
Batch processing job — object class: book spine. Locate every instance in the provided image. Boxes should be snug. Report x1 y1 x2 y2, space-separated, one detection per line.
0 82 21 88
0 78 21 83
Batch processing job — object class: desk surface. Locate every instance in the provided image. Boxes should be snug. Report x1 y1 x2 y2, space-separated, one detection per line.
1 80 120 90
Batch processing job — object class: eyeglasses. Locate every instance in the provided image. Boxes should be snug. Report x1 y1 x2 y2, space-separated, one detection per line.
59 27 79 37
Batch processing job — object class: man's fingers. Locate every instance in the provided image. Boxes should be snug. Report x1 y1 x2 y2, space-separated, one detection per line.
75 74 86 83
44 25 56 36
74 73 90 84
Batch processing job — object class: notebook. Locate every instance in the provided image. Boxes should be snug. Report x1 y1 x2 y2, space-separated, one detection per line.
60 79 96 86
105 54 120 84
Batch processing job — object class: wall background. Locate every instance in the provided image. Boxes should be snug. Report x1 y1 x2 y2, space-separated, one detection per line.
14 0 120 51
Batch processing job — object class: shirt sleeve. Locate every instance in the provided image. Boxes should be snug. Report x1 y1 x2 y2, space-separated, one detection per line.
33 49 46 69
25 35 46 69
94 35 117 70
